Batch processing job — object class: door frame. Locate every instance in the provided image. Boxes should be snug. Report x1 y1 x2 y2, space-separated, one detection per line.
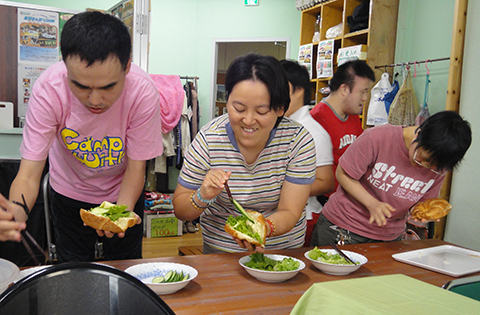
209 37 291 121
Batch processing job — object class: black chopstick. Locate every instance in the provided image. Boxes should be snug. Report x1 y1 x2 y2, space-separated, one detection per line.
224 182 234 201
330 242 357 265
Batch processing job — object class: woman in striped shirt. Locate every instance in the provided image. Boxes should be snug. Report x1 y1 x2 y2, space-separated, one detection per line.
173 54 316 254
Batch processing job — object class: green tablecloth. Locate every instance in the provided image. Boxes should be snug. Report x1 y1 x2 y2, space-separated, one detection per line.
290 274 480 314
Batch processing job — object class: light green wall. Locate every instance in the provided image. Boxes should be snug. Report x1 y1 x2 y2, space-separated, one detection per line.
395 0 454 115
445 0 480 251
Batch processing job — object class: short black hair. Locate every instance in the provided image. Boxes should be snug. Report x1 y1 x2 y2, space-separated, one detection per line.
225 54 290 127
329 60 375 92
61 11 131 70
280 59 311 105
415 110 472 171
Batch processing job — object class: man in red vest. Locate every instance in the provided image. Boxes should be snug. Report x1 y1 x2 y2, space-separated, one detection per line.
310 60 375 204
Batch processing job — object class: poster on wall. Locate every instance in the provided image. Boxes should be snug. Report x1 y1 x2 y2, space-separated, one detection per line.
18 9 59 63
17 64 50 118
298 44 313 79
316 39 334 78
17 9 60 119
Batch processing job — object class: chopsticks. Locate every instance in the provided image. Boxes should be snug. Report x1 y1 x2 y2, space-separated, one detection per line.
329 242 357 265
224 181 234 201
13 194 49 265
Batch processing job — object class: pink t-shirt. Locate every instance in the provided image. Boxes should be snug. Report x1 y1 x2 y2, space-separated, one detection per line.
322 124 444 241
21 62 163 204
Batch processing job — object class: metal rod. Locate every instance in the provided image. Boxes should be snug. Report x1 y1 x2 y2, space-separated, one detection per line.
375 57 450 69
180 76 199 80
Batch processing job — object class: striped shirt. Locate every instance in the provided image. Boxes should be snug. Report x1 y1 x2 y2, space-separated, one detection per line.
178 114 316 252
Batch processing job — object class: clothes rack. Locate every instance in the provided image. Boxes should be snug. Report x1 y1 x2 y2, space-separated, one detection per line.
180 76 199 91
179 76 199 80
375 57 450 69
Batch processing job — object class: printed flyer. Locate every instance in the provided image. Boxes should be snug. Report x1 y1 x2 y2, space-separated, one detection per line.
316 39 334 78
17 64 50 117
18 9 59 63
298 44 313 79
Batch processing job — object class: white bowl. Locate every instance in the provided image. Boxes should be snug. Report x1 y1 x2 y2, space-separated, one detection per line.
239 254 305 283
15 265 50 283
125 262 198 295
0 258 20 294
304 249 367 275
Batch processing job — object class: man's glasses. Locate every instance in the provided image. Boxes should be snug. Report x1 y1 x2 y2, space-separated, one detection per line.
413 150 447 176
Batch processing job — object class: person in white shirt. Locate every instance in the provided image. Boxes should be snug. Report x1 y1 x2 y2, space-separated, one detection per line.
281 59 335 246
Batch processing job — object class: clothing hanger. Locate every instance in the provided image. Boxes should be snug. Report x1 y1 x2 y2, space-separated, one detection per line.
425 59 430 75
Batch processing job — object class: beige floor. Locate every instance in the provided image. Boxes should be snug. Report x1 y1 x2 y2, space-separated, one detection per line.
142 228 203 258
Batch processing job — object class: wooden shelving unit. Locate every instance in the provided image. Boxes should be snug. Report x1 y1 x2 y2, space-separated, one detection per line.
299 0 399 127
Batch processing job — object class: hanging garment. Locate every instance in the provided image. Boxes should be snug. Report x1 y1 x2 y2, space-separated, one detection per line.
384 77 399 115
415 74 431 126
190 82 200 140
149 74 185 134
388 70 420 126
366 72 392 126
154 131 176 174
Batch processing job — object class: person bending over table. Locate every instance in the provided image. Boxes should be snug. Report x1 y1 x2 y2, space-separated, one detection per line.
310 111 472 246
173 54 316 254
8 11 162 262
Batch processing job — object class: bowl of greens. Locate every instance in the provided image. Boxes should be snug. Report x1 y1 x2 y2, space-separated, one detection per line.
239 252 305 283
304 247 367 275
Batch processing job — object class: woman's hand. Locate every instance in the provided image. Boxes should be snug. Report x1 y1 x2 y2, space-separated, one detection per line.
367 200 396 226
233 237 265 253
199 170 231 200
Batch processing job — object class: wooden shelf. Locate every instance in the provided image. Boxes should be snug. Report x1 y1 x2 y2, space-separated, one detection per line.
299 0 399 128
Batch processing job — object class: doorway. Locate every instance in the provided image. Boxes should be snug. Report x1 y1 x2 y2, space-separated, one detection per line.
210 38 290 120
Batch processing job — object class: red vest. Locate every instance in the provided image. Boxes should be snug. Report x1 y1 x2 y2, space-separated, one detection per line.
310 102 363 193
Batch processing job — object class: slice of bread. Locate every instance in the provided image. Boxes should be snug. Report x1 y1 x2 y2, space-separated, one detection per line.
80 208 136 233
225 210 267 248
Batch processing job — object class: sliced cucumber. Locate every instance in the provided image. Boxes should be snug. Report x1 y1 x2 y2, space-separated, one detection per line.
152 276 164 283
231 199 254 223
164 270 174 282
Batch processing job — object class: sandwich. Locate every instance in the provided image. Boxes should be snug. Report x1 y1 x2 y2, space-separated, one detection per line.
224 210 267 248
80 201 136 233
410 198 452 220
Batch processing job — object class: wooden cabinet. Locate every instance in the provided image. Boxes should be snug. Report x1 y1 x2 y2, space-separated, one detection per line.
299 0 399 126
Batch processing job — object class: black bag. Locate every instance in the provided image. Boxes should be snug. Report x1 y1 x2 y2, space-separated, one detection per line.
347 1 369 32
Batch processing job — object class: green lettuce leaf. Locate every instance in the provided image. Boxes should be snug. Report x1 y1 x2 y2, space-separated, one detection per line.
226 215 262 244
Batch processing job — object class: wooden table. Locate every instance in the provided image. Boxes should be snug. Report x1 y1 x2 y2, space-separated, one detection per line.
102 239 480 315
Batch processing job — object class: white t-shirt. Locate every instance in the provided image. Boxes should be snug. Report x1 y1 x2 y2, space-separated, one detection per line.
289 106 333 219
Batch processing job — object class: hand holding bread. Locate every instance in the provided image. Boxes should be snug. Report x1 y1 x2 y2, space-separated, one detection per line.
80 201 136 234
410 198 452 220
225 210 267 249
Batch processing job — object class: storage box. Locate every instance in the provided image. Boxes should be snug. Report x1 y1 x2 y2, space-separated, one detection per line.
144 210 183 238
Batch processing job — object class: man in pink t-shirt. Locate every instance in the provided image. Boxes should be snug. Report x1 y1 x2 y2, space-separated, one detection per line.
310 111 471 246
8 12 163 262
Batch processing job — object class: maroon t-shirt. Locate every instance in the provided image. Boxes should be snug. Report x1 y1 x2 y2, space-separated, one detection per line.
322 124 444 241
